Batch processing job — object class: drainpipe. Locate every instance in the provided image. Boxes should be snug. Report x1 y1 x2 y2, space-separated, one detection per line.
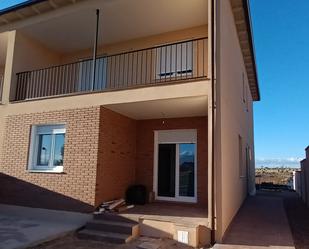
91 9 100 91
210 0 216 245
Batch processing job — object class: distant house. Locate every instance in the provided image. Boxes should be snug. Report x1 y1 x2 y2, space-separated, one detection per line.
293 170 301 193
0 0 260 247
287 177 293 189
298 147 309 205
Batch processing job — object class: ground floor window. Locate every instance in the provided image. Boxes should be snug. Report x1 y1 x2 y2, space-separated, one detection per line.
154 130 197 203
28 124 65 173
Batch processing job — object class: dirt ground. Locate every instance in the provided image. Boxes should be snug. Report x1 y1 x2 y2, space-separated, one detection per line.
27 235 196 249
255 167 294 185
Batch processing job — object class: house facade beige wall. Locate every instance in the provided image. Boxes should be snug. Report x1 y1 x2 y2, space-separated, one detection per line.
61 25 208 64
2 26 207 98
9 31 62 100
215 0 256 241
0 1 259 243
0 23 210 166
0 80 209 174
1 25 209 101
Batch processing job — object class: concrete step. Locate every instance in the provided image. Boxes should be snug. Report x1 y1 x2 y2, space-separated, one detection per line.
77 229 134 244
94 213 136 224
85 219 139 234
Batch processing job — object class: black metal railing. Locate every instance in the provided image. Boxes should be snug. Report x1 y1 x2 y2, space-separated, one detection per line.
14 37 208 101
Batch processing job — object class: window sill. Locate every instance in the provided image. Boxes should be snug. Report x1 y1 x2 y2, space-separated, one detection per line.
27 167 64 174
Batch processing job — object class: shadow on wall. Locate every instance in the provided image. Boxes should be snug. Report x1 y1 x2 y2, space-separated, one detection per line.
0 173 93 213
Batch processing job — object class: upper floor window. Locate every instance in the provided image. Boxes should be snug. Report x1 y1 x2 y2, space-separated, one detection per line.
28 124 65 173
156 41 193 79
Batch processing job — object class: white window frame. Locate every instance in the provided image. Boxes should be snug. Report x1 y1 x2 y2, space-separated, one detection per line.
153 129 197 203
28 124 66 173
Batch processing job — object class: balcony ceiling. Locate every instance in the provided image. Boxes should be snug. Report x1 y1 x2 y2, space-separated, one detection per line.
18 0 208 53
105 96 208 120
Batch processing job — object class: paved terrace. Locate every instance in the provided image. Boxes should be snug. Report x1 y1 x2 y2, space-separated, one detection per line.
213 191 296 249
0 204 91 249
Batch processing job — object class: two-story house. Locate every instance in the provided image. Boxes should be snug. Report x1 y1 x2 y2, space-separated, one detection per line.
0 0 260 247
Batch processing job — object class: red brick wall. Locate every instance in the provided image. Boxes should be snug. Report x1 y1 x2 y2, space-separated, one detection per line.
0 106 208 211
0 107 100 212
95 107 137 206
136 117 208 207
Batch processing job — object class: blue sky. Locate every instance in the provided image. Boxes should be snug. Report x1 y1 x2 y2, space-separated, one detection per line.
0 0 26 10
250 0 309 167
0 1 307 168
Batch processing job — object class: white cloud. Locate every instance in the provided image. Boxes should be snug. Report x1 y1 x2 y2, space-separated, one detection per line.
256 157 302 168
180 150 194 156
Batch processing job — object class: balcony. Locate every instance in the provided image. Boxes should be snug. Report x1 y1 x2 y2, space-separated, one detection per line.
13 38 207 102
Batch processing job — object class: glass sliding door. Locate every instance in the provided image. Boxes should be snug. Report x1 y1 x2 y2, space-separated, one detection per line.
179 143 195 198
155 130 197 203
158 144 176 197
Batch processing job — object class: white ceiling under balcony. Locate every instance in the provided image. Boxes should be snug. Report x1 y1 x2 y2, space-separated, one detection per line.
105 96 208 120
20 0 208 53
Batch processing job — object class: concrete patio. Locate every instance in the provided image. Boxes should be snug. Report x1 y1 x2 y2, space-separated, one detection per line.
0 204 91 249
213 191 296 249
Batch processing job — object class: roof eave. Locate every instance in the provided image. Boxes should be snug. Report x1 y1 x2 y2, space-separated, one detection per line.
243 0 260 101
230 0 261 102
0 0 47 16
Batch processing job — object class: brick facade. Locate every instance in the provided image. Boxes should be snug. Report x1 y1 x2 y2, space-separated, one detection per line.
95 107 137 206
0 107 100 212
0 106 208 211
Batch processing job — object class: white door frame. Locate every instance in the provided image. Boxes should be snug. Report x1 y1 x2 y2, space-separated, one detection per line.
153 129 197 203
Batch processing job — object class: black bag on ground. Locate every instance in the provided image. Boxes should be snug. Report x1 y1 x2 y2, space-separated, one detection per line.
126 185 147 205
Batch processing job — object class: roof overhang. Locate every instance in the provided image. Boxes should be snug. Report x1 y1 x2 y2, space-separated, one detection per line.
230 0 260 101
0 0 89 30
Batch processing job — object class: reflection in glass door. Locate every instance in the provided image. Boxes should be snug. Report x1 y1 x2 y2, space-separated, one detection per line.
179 144 195 198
